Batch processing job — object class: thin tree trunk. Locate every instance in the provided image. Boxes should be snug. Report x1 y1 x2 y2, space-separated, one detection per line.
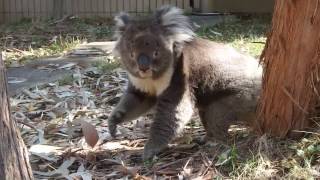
257 0 320 137
0 53 33 179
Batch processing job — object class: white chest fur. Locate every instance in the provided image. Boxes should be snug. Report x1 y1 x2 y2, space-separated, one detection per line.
128 67 174 96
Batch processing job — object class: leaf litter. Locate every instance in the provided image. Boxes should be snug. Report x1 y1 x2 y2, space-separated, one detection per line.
12 55 298 179
8 52 320 179
13 57 254 180
10 56 230 179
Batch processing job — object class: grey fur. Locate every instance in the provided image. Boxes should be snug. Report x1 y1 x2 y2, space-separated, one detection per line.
113 12 130 40
153 5 195 44
109 6 262 161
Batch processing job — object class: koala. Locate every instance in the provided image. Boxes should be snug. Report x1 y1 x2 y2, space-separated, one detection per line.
108 6 262 160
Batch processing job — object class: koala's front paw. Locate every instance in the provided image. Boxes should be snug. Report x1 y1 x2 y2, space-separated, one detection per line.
108 111 124 137
143 140 167 161
108 120 117 138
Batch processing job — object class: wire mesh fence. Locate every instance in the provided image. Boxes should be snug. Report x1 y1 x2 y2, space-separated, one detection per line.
0 0 201 24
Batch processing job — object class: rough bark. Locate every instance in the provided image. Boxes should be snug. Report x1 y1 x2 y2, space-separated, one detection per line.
0 53 34 179
257 0 320 137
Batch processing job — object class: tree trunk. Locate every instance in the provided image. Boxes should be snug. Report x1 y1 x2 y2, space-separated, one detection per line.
0 53 33 179
257 0 320 137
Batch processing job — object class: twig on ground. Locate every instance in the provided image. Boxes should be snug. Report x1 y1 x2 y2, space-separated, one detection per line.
16 119 38 131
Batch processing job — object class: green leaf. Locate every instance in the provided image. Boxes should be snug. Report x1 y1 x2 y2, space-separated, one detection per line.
297 149 305 157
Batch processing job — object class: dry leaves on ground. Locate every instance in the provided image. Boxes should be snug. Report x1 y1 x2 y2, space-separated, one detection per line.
11 58 228 179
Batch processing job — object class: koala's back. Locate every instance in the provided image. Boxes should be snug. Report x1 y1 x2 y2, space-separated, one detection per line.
183 38 262 107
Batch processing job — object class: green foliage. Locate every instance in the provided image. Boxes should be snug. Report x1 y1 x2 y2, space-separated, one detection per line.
196 15 271 57
5 36 82 63
58 74 75 86
0 16 114 65
216 145 238 170
91 58 121 73
289 137 320 168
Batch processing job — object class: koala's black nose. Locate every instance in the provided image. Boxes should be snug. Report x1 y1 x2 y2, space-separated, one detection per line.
137 54 151 72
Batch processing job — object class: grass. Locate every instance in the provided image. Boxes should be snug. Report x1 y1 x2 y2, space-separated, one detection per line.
58 74 75 86
196 15 271 57
0 15 269 65
4 36 82 63
203 132 319 179
0 17 113 65
91 57 121 73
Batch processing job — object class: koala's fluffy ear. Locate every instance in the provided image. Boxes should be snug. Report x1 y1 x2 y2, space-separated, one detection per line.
154 6 195 44
114 12 131 39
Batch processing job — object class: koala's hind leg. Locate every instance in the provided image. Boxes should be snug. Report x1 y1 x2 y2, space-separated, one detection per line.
199 104 236 145
199 93 258 144
199 96 240 144
108 84 156 137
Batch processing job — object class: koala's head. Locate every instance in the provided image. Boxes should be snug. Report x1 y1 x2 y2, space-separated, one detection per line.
113 6 194 79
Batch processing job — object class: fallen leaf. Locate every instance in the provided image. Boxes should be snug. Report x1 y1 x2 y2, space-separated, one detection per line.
101 141 126 150
68 172 92 180
7 77 27 84
58 62 77 70
67 163 92 180
78 119 99 148
29 144 63 156
22 89 42 99
33 157 76 177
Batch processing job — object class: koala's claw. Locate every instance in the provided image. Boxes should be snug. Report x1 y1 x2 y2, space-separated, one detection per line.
108 112 123 137
108 110 126 137
143 140 167 161
108 122 117 138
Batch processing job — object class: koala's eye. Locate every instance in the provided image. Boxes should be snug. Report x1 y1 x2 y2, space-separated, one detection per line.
153 51 159 58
